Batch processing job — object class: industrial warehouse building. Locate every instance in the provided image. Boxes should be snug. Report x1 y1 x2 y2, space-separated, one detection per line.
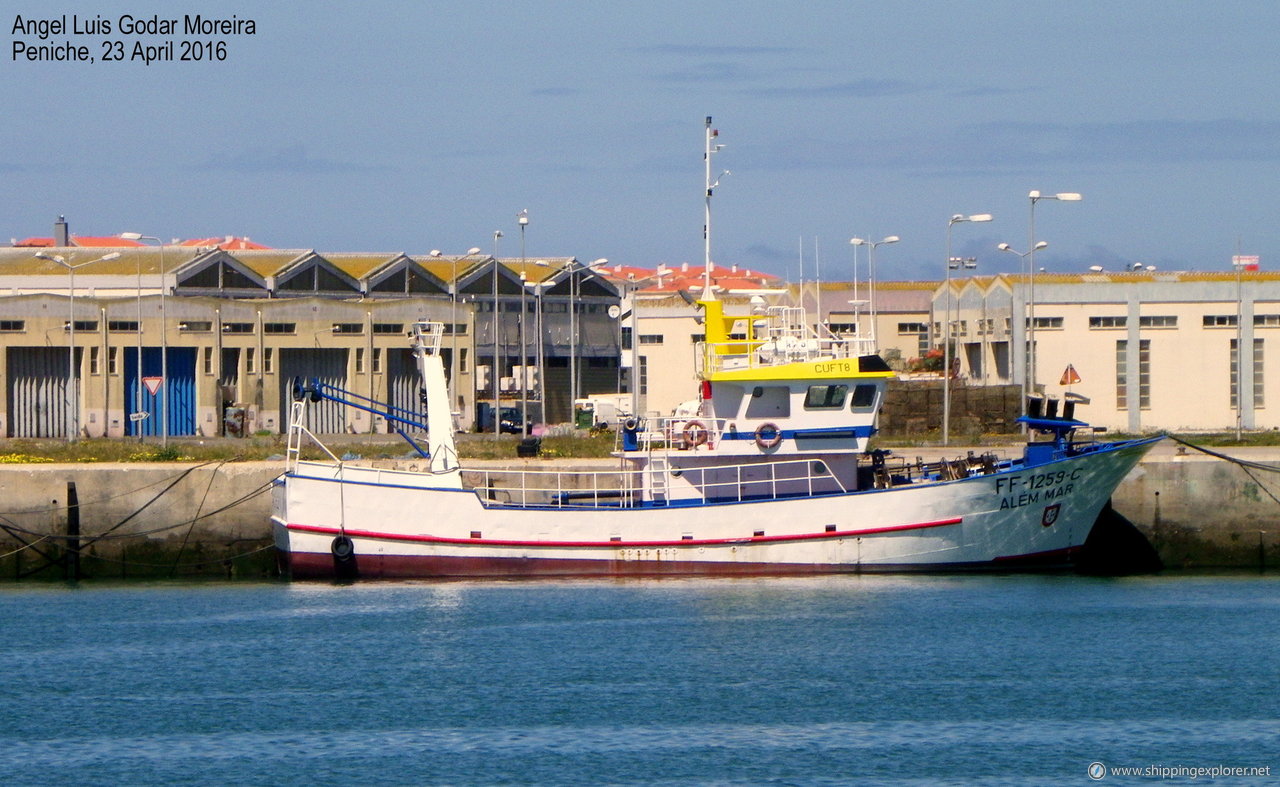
2 234 1276 438
928 269 1280 433
0 245 623 438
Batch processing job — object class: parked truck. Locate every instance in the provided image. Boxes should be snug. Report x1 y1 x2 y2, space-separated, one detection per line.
573 394 634 429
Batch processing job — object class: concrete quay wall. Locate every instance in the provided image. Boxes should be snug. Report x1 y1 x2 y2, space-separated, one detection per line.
0 444 1277 576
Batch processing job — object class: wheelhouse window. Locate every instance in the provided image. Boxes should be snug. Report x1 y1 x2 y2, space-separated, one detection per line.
804 384 848 409
850 384 878 411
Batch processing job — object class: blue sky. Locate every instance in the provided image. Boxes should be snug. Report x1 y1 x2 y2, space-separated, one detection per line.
5 1 1280 281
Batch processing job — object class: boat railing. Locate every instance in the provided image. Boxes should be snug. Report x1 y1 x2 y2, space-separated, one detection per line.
285 399 343 474
618 415 734 452
697 334 870 375
410 320 445 354
466 455 848 509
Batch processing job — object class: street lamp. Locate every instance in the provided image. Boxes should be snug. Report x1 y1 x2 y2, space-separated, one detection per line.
526 268 551 428
577 258 607 407
999 241 1049 418
1233 254 1249 440
430 246 483 424
849 235 899 350
34 251 122 442
943 213 992 446
120 232 169 447
491 230 502 439
518 210 529 435
1026 191 1081 409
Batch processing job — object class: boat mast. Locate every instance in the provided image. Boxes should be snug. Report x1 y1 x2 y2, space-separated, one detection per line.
704 116 726 301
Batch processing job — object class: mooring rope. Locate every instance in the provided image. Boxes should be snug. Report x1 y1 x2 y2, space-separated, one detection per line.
170 459 227 576
0 476 278 543
0 534 48 559
0 460 226 517
1166 434 1280 474
1167 434 1280 509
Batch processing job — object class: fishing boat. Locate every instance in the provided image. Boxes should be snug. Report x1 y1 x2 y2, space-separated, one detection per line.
271 119 1159 579
271 300 1159 579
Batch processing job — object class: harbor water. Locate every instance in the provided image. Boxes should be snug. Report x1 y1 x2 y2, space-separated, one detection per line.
1 575 1277 785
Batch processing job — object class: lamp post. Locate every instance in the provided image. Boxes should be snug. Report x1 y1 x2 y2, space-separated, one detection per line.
34 251 122 442
575 258 607 409
1234 255 1248 440
999 241 1049 419
430 246 482 424
518 270 528 434
849 235 899 350
943 213 992 446
1026 191 1081 408
491 230 502 439
525 271 550 428
518 210 529 435
120 233 169 446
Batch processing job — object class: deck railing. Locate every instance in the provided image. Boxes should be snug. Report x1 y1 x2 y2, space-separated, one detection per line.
466 456 847 510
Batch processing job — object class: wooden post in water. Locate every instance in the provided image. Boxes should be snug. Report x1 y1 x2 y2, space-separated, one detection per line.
65 481 80 581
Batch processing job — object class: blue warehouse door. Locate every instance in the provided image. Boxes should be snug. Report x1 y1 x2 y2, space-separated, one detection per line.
125 347 197 437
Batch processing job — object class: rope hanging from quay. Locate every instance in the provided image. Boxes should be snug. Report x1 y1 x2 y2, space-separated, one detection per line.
1166 434 1280 474
1166 434 1280 509
0 461 224 518
0 475 277 544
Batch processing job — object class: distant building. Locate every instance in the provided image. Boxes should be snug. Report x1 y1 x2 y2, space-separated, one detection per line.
933 270 1280 432
0 245 622 438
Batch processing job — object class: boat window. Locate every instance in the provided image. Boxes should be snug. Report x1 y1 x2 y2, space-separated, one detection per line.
746 385 790 418
851 384 878 411
804 384 848 409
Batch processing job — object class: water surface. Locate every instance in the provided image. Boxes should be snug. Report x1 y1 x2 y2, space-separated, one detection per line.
1 575 1277 785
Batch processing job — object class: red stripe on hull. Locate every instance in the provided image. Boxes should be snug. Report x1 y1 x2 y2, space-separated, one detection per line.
285 516 963 550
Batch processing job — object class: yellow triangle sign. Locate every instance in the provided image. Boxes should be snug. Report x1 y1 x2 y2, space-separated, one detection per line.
1060 364 1081 386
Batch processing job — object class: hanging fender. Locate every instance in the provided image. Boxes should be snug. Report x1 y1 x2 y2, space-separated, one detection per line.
331 535 354 562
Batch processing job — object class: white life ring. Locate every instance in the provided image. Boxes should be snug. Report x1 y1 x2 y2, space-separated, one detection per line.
754 422 783 450
682 420 709 447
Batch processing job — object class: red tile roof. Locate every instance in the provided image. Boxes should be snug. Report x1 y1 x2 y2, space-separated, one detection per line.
597 263 782 293
178 236 272 250
14 236 145 248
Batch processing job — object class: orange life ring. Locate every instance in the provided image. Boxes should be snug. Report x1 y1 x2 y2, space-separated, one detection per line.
754 422 783 450
682 420 709 447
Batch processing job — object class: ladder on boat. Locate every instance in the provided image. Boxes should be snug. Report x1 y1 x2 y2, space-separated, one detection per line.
645 448 671 506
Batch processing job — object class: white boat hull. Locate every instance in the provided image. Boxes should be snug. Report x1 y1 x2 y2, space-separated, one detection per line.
272 438 1158 579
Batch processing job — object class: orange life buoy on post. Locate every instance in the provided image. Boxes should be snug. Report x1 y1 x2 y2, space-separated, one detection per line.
754 422 783 450
682 420 709 448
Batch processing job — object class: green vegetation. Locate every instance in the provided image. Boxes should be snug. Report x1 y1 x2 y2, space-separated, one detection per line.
2 428 1278 465
0 431 620 463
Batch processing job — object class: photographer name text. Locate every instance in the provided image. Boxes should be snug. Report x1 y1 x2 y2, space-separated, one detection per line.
12 14 256 65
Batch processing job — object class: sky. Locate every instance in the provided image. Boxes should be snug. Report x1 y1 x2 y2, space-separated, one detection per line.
5 1 1280 282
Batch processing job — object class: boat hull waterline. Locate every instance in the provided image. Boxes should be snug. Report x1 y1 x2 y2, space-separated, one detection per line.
272 437 1157 580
